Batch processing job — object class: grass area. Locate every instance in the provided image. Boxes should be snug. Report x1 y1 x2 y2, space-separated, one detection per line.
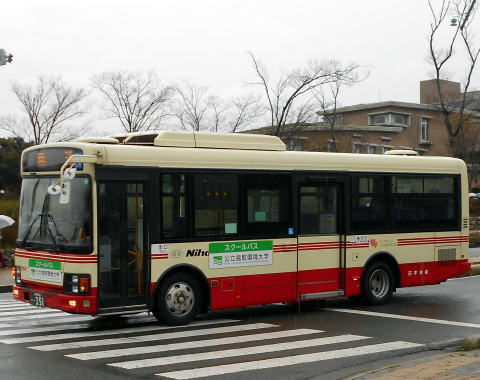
459 336 480 351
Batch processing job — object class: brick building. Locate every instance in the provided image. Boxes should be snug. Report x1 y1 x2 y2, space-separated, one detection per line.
248 80 480 186
250 80 479 156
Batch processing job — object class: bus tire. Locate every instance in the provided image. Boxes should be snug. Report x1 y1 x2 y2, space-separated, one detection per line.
361 262 393 306
153 272 202 326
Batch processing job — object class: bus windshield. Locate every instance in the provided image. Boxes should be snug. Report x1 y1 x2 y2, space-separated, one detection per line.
17 177 92 254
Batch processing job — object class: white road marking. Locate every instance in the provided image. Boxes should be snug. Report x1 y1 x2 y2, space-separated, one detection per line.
3 315 94 327
326 308 480 329
67 329 323 361
0 305 39 311
0 311 69 322
0 322 98 337
0 301 21 306
111 334 368 369
0 308 62 317
29 323 277 351
0 319 238 344
157 341 423 379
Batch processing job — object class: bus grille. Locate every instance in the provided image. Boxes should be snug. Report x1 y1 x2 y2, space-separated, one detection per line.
437 248 457 264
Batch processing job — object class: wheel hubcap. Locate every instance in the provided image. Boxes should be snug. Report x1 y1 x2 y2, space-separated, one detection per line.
369 269 390 298
165 282 194 316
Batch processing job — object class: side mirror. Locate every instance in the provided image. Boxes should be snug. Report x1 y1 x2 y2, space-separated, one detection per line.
47 185 61 195
64 168 77 182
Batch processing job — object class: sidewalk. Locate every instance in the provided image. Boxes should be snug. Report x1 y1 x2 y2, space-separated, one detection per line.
349 349 480 379
0 266 12 293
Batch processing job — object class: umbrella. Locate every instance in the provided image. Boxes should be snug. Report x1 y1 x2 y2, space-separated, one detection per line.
0 215 15 230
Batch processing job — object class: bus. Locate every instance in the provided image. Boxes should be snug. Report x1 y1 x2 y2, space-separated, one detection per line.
12 131 470 325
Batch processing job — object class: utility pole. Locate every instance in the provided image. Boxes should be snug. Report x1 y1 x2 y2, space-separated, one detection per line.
0 49 13 66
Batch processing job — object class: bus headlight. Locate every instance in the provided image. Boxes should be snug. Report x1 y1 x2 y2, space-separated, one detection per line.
64 274 90 295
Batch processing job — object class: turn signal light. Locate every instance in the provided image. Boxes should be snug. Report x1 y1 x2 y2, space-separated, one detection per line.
79 277 90 293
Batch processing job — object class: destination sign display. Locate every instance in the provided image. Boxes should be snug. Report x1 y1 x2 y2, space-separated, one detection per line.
23 147 83 172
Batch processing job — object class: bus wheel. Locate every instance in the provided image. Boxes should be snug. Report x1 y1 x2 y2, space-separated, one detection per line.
154 273 202 326
361 262 393 305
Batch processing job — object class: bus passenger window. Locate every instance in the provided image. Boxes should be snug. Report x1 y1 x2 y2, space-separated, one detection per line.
244 173 291 236
299 185 337 235
194 174 238 237
162 174 187 238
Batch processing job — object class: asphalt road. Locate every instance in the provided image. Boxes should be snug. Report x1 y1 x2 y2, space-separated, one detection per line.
1 275 480 380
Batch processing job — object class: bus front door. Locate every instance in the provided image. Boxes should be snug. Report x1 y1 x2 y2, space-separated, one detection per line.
297 180 344 300
97 181 148 314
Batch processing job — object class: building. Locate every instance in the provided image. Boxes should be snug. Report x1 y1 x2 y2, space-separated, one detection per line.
288 101 449 156
248 80 480 186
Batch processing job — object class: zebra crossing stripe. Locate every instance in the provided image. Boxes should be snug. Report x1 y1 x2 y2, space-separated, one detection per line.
0 319 238 344
3 315 94 327
0 311 70 322
0 305 39 311
0 301 20 305
157 341 424 379
29 323 277 351
0 308 62 317
67 328 323 361
0 322 99 337
111 334 368 370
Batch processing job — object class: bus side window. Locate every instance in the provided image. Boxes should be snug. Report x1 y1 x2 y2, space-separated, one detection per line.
161 174 188 239
194 174 239 237
299 185 337 235
244 173 291 237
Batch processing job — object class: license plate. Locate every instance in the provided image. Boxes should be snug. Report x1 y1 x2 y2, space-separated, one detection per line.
31 292 45 308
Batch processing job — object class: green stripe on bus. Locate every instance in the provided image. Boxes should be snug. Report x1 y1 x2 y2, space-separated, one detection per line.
28 259 61 270
209 240 273 254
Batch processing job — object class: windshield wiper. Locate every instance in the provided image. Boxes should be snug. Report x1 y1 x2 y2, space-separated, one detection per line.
21 190 66 251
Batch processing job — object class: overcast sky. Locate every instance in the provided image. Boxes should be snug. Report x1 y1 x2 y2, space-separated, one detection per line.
1 0 479 136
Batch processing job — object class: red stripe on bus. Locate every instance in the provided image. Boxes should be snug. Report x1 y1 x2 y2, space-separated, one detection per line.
15 253 98 264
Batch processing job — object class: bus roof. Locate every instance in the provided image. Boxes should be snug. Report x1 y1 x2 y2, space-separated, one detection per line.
21 131 466 175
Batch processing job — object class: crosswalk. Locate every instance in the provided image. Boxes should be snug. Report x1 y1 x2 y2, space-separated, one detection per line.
0 298 423 379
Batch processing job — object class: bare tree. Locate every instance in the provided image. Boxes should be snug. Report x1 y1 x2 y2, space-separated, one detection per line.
174 81 263 132
249 52 364 146
92 71 173 133
314 76 355 152
427 0 480 159
3 77 87 145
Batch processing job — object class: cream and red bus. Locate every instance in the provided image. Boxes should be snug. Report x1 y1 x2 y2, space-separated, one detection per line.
12 131 470 325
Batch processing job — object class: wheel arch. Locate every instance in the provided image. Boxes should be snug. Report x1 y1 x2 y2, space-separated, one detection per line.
364 251 400 289
152 264 210 314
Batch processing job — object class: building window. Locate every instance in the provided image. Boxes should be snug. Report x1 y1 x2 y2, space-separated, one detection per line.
369 112 410 127
353 143 363 153
288 138 305 151
368 145 378 154
326 139 337 152
420 117 430 142
323 114 343 126
381 145 393 154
